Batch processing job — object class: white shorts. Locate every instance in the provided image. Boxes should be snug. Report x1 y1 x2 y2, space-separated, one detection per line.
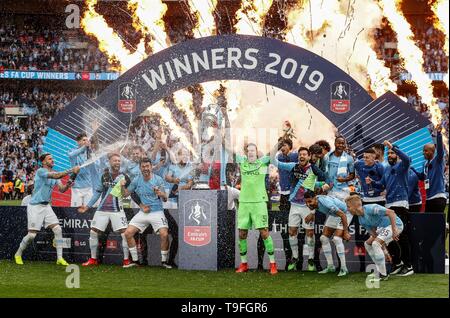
324 213 353 230
27 204 59 231
91 210 128 232
376 225 404 244
289 204 314 230
130 199 140 209
129 210 168 234
71 187 93 207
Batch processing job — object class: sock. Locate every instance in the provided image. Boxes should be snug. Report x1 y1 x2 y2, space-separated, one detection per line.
364 242 375 259
372 241 387 276
52 226 63 260
15 232 36 257
121 233 129 260
306 235 315 260
161 250 169 263
263 236 275 263
129 246 139 261
289 235 299 259
320 235 334 267
89 230 98 259
333 236 347 271
239 239 248 263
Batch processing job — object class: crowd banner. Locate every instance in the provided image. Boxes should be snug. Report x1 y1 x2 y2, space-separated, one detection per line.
0 70 119 81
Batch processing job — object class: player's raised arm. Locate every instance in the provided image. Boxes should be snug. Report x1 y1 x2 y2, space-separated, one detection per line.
269 139 292 169
384 140 410 172
47 166 80 180
68 145 88 160
435 124 444 162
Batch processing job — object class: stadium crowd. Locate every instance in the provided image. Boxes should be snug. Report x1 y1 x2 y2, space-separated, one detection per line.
0 23 112 72
375 19 448 73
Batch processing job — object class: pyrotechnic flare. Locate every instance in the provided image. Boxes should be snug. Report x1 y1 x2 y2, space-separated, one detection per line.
187 1 222 107
81 0 147 72
127 0 170 53
284 0 336 46
229 0 273 126
430 0 449 87
285 0 396 97
379 0 441 126
128 0 198 142
235 0 274 35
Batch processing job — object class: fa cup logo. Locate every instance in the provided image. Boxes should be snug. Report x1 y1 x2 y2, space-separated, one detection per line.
184 199 211 246
188 202 207 225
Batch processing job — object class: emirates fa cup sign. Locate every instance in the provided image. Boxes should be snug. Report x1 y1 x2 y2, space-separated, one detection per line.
117 82 136 113
183 200 212 246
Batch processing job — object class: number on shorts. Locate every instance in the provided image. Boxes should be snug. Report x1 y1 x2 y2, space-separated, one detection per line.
121 217 128 226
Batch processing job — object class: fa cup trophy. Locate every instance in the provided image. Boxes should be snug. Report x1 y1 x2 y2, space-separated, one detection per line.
194 103 227 189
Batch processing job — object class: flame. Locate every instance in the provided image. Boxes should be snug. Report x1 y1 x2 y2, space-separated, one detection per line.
284 2 308 47
146 100 197 157
285 1 396 97
285 0 337 46
223 80 241 121
82 0 198 153
188 1 222 107
235 0 273 35
189 0 218 38
366 47 398 97
127 0 169 53
431 0 449 149
231 1 273 128
431 0 449 87
129 0 198 143
81 0 146 72
173 90 199 143
379 0 440 125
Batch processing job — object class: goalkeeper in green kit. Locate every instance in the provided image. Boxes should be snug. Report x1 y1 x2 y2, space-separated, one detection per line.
233 142 278 275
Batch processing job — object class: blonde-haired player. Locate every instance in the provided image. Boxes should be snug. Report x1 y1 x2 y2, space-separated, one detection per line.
345 195 403 282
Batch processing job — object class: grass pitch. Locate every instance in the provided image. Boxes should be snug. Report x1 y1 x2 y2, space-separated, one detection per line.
0 200 21 206
0 260 447 298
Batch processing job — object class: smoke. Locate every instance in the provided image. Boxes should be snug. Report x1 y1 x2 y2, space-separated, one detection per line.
230 80 336 154
303 1 395 96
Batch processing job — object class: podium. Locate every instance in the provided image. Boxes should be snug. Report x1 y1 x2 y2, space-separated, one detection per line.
178 190 235 270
